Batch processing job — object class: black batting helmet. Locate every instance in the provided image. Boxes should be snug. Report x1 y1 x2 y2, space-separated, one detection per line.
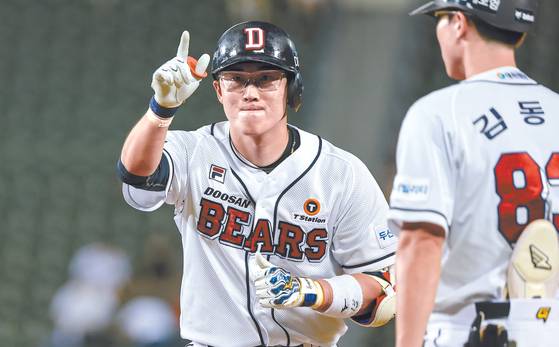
211 21 303 111
410 0 539 33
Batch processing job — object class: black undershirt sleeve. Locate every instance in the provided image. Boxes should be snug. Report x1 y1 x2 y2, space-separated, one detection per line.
116 155 170 191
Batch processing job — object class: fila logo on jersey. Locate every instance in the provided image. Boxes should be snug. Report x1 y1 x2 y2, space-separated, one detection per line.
209 164 226 183
536 307 551 323
244 28 265 51
529 244 552 270
197 193 328 262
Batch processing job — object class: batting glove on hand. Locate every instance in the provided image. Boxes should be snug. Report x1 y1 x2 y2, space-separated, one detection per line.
250 252 323 309
151 31 210 108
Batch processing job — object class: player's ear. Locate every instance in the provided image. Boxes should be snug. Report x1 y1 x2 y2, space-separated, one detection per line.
213 80 224 104
454 11 469 40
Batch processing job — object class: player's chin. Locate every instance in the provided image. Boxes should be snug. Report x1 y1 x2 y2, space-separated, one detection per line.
446 67 466 81
240 125 269 137
236 111 269 128
230 117 262 134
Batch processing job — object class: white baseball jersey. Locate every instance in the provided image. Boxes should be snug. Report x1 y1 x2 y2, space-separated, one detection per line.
122 121 396 347
388 67 559 318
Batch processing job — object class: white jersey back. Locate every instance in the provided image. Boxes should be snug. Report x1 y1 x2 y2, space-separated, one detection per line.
123 122 396 346
388 67 559 315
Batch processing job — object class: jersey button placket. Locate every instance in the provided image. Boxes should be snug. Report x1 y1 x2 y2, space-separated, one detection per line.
250 195 284 345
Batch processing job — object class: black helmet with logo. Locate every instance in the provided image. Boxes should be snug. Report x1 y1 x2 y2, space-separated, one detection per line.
410 0 539 33
211 21 303 111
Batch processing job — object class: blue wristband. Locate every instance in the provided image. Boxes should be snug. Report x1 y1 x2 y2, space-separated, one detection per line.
149 96 179 118
302 293 318 307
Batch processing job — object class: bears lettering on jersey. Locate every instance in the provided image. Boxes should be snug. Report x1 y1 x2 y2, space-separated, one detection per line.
276 222 305 260
221 206 252 248
244 219 275 253
197 188 329 262
197 198 226 238
304 228 328 262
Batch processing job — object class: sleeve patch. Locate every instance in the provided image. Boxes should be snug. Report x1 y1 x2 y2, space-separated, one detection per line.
375 227 397 249
391 175 430 203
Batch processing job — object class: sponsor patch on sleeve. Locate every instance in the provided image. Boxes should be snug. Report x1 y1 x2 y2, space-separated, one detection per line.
375 226 397 249
391 175 430 203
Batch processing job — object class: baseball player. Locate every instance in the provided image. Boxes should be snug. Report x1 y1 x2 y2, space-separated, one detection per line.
388 1 559 346
116 21 396 347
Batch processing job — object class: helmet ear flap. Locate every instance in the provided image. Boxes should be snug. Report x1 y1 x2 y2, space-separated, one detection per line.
287 72 303 112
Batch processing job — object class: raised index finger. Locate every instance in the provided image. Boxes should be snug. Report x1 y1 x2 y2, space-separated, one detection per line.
176 31 190 59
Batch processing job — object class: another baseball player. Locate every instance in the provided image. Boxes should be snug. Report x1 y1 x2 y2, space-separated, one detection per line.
117 21 396 347
388 1 559 346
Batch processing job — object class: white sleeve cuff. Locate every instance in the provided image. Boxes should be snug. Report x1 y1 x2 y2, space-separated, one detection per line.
340 252 396 274
387 206 449 235
122 184 167 212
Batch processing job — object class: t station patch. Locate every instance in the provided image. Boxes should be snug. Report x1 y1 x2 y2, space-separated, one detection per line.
209 164 226 183
304 198 320 216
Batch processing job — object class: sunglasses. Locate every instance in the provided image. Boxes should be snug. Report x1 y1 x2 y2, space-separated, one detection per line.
219 70 286 93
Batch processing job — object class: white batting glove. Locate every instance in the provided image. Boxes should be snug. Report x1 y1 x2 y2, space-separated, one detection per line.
151 31 210 109
250 252 323 309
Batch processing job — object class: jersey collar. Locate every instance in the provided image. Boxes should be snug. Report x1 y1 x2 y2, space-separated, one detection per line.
463 66 537 85
215 121 322 198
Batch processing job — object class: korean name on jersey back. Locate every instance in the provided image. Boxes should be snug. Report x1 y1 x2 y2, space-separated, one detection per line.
197 187 328 262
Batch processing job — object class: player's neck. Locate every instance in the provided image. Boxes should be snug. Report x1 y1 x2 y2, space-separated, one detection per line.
462 41 516 79
230 123 290 167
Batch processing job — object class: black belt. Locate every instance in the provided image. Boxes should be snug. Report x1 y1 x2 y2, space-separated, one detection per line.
475 301 511 320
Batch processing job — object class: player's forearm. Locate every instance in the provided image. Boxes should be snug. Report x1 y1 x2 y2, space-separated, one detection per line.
252 253 395 326
396 225 444 347
314 274 382 315
120 31 208 177
120 109 169 176
353 273 384 315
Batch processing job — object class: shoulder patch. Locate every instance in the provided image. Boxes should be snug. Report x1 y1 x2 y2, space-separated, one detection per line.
375 226 397 249
391 175 430 203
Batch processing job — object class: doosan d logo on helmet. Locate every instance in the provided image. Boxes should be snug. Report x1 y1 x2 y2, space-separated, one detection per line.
243 27 265 50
